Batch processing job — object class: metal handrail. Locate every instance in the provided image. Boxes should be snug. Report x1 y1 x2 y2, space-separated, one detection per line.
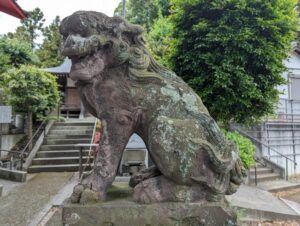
232 125 296 164
19 120 47 170
0 120 47 171
78 118 98 181
89 119 98 154
0 149 27 170
231 125 297 181
75 143 98 180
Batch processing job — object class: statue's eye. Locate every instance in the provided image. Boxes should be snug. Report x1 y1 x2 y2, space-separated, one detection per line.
103 41 113 49
120 42 127 51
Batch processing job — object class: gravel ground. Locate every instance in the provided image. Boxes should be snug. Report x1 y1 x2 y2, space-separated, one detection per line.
0 172 73 226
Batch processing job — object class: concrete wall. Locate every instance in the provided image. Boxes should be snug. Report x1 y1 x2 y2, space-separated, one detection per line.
0 134 24 158
261 123 300 175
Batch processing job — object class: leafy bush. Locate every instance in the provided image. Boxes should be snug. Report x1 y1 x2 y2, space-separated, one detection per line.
2 65 60 119
223 130 255 169
0 37 39 83
169 0 298 124
146 16 174 67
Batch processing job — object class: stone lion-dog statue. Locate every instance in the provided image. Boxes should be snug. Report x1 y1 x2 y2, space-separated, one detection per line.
60 11 245 204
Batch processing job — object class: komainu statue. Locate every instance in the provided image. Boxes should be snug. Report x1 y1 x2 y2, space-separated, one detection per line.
60 11 245 204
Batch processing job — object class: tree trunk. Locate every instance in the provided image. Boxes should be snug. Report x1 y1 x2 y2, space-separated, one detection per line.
28 108 33 151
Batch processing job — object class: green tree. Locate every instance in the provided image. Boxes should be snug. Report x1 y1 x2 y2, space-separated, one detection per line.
169 0 298 124
114 0 172 63
6 8 45 49
0 37 38 83
2 66 60 148
146 16 174 66
36 16 64 67
114 0 160 32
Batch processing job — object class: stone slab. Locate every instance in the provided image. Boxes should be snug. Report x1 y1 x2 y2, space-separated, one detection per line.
0 172 73 226
43 183 300 226
61 183 236 226
0 168 27 182
63 201 236 226
226 185 300 221
281 198 300 216
256 180 300 192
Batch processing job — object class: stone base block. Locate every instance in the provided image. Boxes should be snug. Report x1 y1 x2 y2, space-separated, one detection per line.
62 200 236 226
0 168 27 182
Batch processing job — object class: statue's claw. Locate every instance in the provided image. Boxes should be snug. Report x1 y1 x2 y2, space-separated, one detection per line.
70 174 108 204
70 184 85 203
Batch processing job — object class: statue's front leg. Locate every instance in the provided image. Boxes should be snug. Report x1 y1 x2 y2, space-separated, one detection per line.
71 118 133 203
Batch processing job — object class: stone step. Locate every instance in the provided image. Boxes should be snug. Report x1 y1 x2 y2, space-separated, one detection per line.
27 164 92 173
36 150 90 158
51 125 93 130
54 122 94 126
48 130 93 136
40 144 82 151
252 173 282 183
257 180 300 193
43 138 91 145
46 134 92 139
32 156 93 165
249 167 273 175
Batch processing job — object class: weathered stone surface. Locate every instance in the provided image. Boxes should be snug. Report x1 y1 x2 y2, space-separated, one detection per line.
63 201 236 226
0 168 27 182
63 184 236 226
60 11 245 206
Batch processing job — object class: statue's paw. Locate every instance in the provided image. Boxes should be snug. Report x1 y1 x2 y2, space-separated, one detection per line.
70 184 85 203
79 188 99 204
70 184 101 204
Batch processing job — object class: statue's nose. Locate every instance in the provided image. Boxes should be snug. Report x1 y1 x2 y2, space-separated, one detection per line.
64 35 76 48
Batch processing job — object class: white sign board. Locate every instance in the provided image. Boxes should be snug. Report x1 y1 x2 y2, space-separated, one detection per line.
0 106 12 123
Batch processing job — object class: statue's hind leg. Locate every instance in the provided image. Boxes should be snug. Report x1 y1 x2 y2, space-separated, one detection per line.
132 116 235 203
133 175 207 204
71 119 134 203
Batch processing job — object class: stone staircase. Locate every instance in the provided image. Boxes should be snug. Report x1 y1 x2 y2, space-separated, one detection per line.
28 120 95 173
249 163 281 184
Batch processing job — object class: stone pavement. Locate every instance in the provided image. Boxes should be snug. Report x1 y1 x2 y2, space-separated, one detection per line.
0 174 35 196
2 173 300 225
255 179 300 192
0 172 74 226
226 185 300 221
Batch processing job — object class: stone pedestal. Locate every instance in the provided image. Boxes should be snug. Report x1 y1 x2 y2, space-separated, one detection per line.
61 183 237 226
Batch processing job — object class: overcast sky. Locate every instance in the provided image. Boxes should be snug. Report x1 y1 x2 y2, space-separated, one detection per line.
0 0 121 35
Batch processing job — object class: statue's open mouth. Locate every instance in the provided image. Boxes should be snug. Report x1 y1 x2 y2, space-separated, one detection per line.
67 53 104 82
61 34 108 81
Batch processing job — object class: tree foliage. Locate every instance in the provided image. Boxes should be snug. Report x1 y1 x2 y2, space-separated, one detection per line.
169 0 298 124
146 16 174 66
6 8 45 49
114 0 169 32
36 16 64 67
2 65 60 118
0 37 38 80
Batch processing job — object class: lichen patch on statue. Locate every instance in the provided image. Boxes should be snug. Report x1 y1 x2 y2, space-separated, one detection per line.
60 11 245 204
